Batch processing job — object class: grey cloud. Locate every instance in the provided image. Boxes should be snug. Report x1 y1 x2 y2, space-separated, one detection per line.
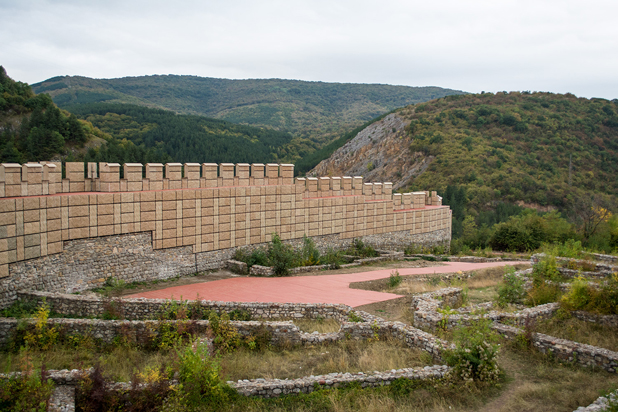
1 0 617 99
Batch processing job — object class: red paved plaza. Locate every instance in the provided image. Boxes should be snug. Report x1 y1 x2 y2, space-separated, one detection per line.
126 261 520 307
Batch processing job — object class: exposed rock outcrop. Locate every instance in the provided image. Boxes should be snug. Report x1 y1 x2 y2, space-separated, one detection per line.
308 113 431 191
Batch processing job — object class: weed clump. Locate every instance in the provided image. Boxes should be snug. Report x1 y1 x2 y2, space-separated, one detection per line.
388 270 402 288
0 364 54 412
496 266 525 307
443 319 501 383
347 239 379 258
561 273 618 315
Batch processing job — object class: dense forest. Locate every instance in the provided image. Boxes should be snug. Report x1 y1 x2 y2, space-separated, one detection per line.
0 66 171 164
67 103 294 164
397 92 618 252
32 74 466 163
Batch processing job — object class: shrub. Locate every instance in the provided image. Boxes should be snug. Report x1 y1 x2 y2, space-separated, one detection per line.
267 233 296 276
233 247 269 269
347 239 379 258
532 254 560 281
209 312 241 354
560 273 618 315
560 277 591 311
77 363 172 412
23 301 58 351
322 248 342 269
387 270 402 288
150 320 197 351
489 211 574 252
298 235 321 266
496 266 525 306
0 298 39 318
347 311 364 322
525 280 561 306
0 367 54 412
443 319 501 382
165 345 231 411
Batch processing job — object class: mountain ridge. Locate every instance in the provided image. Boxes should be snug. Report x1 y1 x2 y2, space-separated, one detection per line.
310 91 618 210
31 74 467 163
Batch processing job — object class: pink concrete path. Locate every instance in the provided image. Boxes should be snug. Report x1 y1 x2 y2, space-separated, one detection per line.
125 261 521 307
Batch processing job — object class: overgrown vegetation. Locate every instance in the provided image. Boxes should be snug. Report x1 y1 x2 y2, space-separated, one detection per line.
560 274 618 315
0 365 54 412
496 266 525 307
444 320 501 383
345 238 379 258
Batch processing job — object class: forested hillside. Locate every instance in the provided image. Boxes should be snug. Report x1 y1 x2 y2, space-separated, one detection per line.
403 92 618 208
31 74 466 163
311 91 618 252
69 103 294 164
0 66 171 164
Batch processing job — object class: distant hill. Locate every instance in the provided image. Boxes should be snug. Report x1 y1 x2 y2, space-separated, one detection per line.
310 92 618 210
69 103 294 164
31 74 466 163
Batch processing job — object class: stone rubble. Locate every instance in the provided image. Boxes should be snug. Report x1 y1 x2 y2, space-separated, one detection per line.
574 390 618 411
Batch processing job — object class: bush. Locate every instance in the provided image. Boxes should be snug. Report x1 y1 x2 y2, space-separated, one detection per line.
322 248 342 269
526 254 562 306
298 236 321 266
0 368 55 412
387 270 402 288
489 211 574 252
209 312 241 354
166 345 231 411
443 319 501 382
77 363 172 412
526 280 561 306
347 239 379 258
496 266 525 306
22 301 58 351
233 247 269 269
542 239 585 259
532 254 560 281
267 234 296 276
561 274 618 315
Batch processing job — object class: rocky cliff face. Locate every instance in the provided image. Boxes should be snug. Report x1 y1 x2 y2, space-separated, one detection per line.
308 112 432 191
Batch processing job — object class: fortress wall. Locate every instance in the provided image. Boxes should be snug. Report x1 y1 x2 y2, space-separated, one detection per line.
0 162 451 306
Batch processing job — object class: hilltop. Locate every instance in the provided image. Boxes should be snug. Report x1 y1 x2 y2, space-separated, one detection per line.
31 74 466 162
311 91 618 209
0 67 298 165
310 91 618 251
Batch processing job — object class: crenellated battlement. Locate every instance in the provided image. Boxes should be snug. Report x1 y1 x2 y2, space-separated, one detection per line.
0 161 449 282
0 162 297 197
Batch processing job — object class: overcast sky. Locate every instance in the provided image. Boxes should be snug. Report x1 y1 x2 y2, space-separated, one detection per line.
1 0 617 99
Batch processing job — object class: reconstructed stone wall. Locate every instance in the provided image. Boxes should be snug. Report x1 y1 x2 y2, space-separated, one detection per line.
13 290 453 358
493 323 618 373
17 290 352 321
0 318 300 346
412 285 618 374
0 161 451 307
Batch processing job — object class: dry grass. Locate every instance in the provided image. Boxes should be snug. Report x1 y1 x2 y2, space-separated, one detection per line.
390 264 530 298
220 338 433 382
293 319 341 334
222 342 618 412
475 348 618 412
0 345 176 382
534 315 618 352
